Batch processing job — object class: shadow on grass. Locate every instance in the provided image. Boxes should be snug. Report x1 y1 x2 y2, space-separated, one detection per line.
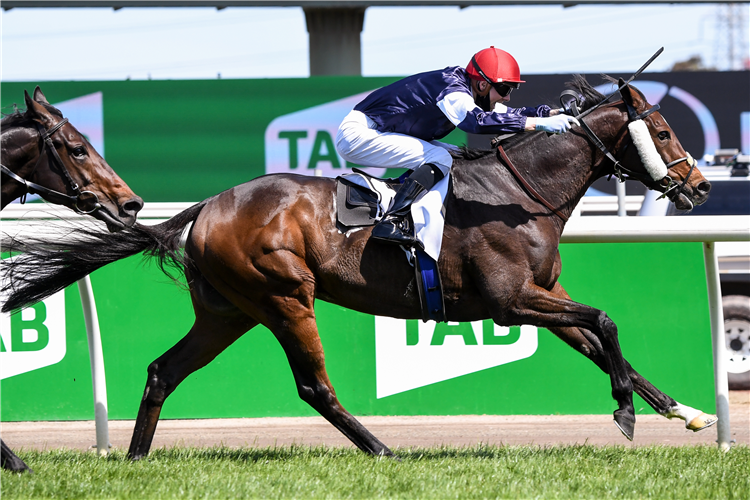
103 442 733 465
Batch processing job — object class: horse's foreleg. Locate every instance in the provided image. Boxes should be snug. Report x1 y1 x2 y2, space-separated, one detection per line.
550 324 677 412
546 283 717 432
127 310 255 461
1 439 31 473
552 324 718 431
503 280 636 439
270 310 394 458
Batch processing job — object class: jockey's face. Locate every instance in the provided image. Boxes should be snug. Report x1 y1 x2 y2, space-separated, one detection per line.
476 81 511 109
489 85 511 107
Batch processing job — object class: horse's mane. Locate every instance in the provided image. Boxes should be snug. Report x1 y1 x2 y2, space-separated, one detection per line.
452 74 610 160
567 74 609 113
1 108 29 128
453 147 494 160
1 102 64 130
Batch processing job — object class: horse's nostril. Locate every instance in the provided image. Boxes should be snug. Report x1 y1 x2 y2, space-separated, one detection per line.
123 197 144 215
697 181 711 195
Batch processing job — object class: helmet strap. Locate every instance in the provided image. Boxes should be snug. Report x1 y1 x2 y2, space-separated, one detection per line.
474 88 492 112
471 55 493 87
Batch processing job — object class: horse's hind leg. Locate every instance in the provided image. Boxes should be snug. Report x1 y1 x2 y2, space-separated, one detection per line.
1 439 31 473
128 307 256 460
269 311 394 457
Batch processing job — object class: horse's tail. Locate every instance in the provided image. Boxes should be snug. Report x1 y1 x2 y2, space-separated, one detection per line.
1 200 208 313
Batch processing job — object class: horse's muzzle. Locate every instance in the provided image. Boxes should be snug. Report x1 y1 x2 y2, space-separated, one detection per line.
693 180 711 205
96 195 143 232
669 179 711 211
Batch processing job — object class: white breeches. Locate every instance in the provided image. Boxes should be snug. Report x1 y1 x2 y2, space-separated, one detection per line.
336 110 456 176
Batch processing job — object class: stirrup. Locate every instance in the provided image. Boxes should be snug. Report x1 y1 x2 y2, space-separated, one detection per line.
371 218 420 247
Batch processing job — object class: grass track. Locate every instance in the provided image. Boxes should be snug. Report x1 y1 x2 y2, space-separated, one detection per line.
2 444 748 499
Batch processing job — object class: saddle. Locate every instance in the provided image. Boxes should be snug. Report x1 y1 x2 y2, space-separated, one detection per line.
336 169 400 228
336 170 446 323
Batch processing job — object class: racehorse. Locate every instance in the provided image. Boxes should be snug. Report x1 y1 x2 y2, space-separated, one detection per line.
1 77 716 462
1 87 143 472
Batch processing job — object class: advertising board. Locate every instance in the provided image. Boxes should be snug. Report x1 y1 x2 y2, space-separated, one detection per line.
1 242 715 421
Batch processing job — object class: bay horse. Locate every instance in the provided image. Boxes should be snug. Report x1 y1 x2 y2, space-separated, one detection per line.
1 87 143 472
1 77 716 461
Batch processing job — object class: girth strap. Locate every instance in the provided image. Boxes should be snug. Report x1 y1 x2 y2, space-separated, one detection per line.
496 145 568 223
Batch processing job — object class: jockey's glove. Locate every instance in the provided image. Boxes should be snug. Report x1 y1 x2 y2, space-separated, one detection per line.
534 115 580 134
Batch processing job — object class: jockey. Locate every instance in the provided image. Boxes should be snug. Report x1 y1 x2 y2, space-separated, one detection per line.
336 46 579 247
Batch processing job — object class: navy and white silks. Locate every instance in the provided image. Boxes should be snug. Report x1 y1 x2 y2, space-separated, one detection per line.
334 66 551 260
336 66 552 176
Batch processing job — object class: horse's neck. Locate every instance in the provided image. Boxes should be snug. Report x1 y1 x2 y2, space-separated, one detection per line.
508 107 623 222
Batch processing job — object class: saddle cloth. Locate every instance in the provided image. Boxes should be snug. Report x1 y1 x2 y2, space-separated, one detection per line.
336 170 450 261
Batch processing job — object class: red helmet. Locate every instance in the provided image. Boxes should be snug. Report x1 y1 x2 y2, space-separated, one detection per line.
466 46 525 85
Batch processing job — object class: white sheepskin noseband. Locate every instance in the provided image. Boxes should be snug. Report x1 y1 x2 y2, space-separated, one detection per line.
628 120 668 180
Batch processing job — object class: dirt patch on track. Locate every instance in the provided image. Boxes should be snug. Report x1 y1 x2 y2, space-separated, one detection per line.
3 391 748 452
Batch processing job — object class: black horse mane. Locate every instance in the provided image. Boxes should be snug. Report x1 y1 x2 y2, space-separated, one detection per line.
567 74 609 113
1 108 28 127
1 101 64 130
452 74 610 160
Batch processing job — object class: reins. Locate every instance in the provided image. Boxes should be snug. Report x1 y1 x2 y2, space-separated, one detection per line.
492 84 696 221
565 95 657 183
1 118 102 214
495 144 569 222
489 48 668 222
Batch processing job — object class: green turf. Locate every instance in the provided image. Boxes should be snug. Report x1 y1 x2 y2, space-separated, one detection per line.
2 445 748 499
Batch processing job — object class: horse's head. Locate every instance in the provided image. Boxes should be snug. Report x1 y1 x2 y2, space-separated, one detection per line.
615 80 711 211
8 87 144 231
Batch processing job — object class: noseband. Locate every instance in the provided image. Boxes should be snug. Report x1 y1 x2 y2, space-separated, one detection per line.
563 91 696 207
1 118 102 214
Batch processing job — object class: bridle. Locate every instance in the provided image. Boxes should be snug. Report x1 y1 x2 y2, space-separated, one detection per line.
1 118 102 214
563 91 697 206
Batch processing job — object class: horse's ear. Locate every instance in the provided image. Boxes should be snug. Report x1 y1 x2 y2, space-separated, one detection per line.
24 89 55 127
619 77 645 111
32 86 51 106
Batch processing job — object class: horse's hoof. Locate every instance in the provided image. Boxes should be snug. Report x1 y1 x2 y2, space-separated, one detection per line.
3 461 32 473
613 411 635 441
376 448 400 461
687 413 718 432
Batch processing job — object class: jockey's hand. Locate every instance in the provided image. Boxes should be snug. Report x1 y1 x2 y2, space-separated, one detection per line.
534 115 580 134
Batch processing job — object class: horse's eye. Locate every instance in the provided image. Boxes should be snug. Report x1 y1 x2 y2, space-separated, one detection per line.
658 131 670 141
72 146 87 158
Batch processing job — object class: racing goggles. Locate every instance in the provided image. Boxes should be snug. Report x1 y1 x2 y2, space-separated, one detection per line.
492 81 519 97
471 55 521 97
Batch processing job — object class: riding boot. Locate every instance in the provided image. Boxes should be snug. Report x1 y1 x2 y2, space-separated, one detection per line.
371 163 443 247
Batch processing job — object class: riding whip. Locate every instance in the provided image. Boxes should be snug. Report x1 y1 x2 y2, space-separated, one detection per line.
575 47 664 120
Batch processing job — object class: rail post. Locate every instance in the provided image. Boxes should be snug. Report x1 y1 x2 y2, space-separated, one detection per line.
77 275 109 456
702 241 732 451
